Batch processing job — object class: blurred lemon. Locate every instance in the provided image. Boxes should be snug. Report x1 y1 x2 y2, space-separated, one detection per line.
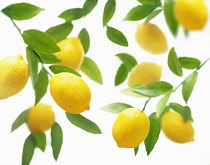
161 111 194 143
135 23 168 55
112 108 150 148
128 62 162 87
27 103 55 133
0 55 29 99
54 37 85 71
50 72 91 114
174 0 208 30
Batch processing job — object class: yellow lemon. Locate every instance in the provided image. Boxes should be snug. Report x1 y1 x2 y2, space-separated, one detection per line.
54 37 85 71
0 55 29 99
161 111 194 143
50 72 91 114
128 62 162 87
112 108 150 148
135 23 168 55
27 103 55 133
174 0 208 30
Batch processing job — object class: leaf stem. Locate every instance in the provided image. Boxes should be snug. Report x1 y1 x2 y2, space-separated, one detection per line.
142 97 151 112
10 18 22 36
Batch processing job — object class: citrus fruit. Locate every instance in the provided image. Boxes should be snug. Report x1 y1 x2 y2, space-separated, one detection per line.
161 111 194 143
174 0 208 30
50 72 91 114
112 108 150 148
54 37 85 71
0 55 29 99
127 62 162 87
27 103 55 133
135 23 168 55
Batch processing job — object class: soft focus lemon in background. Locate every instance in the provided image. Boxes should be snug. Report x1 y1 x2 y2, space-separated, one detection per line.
54 37 85 71
112 108 150 148
0 55 29 99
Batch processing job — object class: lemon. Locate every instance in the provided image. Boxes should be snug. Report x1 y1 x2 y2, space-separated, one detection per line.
112 108 150 148
174 0 208 30
53 37 85 71
135 23 168 55
27 103 55 133
161 111 194 143
50 72 91 114
0 55 29 99
127 62 162 87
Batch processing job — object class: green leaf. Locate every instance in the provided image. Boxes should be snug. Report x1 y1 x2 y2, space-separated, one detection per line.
45 22 73 43
1 2 44 21
78 28 90 54
179 57 201 69
51 122 63 161
145 9 163 23
168 47 183 76
66 113 102 134
106 26 128 46
159 106 170 118
124 5 157 21
115 53 138 71
164 0 179 36
23 29 60 54
49 65 81 77
156 92 171 118
32 133 46 152
59 8 84 22
101 102 133 114
137 0 162 6
134 146 139 156
11 109 28 132
182 72 198 103
121 84 147 97
22 134 36 165
81 57 103 84
26 47 39 88
115 64 129 86
83 0 98 16
39 54 61 64
133 81 173 97
103 0 116 26
34 67 49 105
144 112 161 155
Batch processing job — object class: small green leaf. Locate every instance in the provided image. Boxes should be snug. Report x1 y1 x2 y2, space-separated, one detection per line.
34 67 49 105
22 134 36 165
179 57 201 69
103 0 116 26
145 9 163 23
133 81 173 97
144 112 161 155
11 109 28 132
39 54 61 64
164 0 179 36
32 133 46 152
59 8 84 22
23 29 60 54
49 65 81 77
101 102 133 114
124 5 157 21
66 113 102 134
156 92 171 118
78 28 90 54
81 57 103 84
83 0 98 16
182 71 198 103
115 64 129 86
134 146 139 156
115 53 138 71
1 2 44 21
168 47 183 76
106 26 128 46
45 22 73 43
26 47 39 88
137 0 162 6
51 122 63 161
121 85 147 97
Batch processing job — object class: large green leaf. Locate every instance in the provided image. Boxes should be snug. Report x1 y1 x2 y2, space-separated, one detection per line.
156 92 171 118
11 109 28 132
137 0 162 6
101 102 133 114
49 65 81 77
78 28 90 54
106 26 128 46
32 133 46 152
1 2 44 20
179 57 201 69
83 0 98 16
66 113 102 134
81 57 103 84
59 8 84 22
23 29 60 54
114 64 129 86
103 0 116 26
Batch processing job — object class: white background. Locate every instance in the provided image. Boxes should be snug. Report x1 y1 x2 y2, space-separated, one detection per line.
1 0 210 165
